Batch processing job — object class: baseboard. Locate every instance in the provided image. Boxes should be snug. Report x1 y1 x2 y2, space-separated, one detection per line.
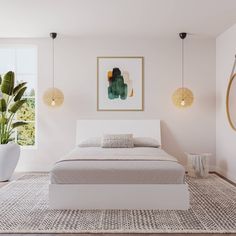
209 165 216 172
214 167 236 184
185 168 236 185
185 163 236 184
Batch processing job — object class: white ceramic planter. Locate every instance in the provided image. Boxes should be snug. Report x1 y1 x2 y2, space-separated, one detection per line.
0 142 20 181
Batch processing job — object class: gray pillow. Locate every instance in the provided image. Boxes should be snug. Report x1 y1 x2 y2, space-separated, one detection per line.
101 134 134 148
133 137 160 148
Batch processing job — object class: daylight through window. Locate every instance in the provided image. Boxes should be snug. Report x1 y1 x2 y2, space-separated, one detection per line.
0 46 37 147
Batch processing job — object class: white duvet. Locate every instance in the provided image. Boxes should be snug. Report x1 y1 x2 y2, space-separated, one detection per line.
58 147 177 162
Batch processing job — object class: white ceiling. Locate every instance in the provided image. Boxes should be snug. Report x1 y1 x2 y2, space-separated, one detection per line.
1 0 236 38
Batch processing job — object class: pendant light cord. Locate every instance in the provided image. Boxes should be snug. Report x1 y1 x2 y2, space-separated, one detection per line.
52 37 55 90
181 38 184 89
52 36 55 100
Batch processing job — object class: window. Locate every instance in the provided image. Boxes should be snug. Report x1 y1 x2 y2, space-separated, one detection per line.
0 46 37 148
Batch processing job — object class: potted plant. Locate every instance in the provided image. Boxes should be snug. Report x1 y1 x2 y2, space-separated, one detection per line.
0 71 27 181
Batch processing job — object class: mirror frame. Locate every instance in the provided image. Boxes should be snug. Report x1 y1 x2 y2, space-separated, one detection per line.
226 73 236 131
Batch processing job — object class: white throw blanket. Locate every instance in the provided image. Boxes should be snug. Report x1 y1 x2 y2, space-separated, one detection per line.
58 147 177 162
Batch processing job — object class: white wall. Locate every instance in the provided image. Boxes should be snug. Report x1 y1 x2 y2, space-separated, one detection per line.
0 37 216 171
216 25 236 182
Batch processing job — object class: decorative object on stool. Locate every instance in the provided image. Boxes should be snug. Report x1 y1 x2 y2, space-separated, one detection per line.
172 32 194 108
186 152 211 178
226 54 236 131
43 32 64 107
0 71 28 181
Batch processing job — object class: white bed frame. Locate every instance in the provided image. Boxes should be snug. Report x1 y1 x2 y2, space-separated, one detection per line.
49 120 189 210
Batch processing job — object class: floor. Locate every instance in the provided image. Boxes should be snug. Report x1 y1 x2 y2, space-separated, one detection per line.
0 172 234 236
0 171 30 188
0 233 230 236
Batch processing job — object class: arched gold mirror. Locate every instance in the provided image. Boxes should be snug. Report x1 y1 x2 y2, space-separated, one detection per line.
226 73 236 131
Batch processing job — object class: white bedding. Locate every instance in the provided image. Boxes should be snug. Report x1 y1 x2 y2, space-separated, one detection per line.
59 147 177 162
50 147 185 184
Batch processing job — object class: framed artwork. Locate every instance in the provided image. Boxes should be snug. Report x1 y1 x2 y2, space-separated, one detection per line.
97 57 144 111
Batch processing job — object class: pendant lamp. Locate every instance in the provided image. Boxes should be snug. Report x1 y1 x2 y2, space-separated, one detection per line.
172 32 194 108
43 32 64 107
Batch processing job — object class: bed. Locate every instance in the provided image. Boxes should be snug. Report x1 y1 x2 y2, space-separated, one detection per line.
49 120 189 210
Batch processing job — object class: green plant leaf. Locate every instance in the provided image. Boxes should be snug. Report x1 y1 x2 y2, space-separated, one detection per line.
13 82 27 95
1 139 8 144
0 117 7 124
2 137 14 144
11 121 27 129
1 71 15 95
1 132 12 144
0 75 2 85
10 99 27 113
14 87 27 101
0 98 6 112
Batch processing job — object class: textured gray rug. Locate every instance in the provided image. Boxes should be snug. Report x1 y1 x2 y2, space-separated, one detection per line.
0 174 235 233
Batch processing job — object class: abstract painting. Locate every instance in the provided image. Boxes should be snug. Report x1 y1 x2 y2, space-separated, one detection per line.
97 57 143 111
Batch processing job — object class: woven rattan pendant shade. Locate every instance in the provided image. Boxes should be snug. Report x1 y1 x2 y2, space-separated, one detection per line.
43 88 64 107
172 87 194 108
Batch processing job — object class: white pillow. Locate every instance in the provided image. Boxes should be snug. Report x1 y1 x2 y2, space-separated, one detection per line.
78 137 101 147
78 136 159 148
133 137 160 148
101 134 134 148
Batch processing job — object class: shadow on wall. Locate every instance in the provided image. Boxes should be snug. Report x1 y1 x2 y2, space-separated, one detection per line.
215 90 223 110
198 91 216 113
161 121 186 165
218 159 228 174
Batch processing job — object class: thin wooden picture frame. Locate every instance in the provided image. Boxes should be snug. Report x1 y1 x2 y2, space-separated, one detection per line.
97 56 144 111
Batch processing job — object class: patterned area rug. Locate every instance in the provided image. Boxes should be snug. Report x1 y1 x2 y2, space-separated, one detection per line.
0 174 235 233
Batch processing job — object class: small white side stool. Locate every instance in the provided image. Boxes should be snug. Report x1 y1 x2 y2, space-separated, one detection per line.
186 153 211 178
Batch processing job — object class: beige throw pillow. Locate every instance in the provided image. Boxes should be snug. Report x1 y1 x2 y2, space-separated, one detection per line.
101 134 134 148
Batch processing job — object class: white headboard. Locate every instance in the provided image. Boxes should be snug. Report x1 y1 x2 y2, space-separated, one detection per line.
76 120 161 146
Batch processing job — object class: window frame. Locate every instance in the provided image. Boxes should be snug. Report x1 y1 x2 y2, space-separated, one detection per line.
0 44 38 149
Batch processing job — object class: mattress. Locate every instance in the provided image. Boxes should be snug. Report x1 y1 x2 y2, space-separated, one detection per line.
50 147 185 184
